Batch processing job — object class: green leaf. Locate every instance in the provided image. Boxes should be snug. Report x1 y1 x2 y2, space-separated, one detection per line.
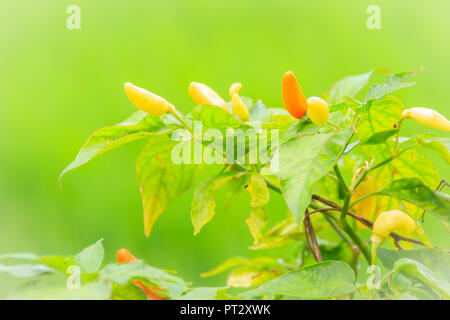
401 135 450 165
191 105 250 129
364 68 423 102
327 69 386 104
137 135 201 236
380 178 450 223
7 275 111 300
0 264 52 278
360 129 398 145
393 149 440 188
177 287 228 300
75 239 104 273
276 129 353 224
200 257 248 278
0 253 39 260
378 248 450 281
358 96 404 141
59 111 169 181
248 100 272 122
191 171 243 235
99 261 186 299
246 173 270 207
40 255 76 275
111 282 148 300
389 258 450 299
243 261 356 299
378 249 450 298
227 267 281 288
245 207 267 245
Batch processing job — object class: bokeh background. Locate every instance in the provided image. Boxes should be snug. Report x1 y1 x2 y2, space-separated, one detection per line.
1 0 449 297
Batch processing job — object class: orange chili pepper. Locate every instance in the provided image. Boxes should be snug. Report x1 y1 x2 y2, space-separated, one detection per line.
116 248 165 300
282 71 308 119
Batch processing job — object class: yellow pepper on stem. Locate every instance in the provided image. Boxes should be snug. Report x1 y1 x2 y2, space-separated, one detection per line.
402 107 450 131
282 71 308 119
229 82 250 122
370 210 416 265
307 96 330 125
124 82 192 133
188 82 229 112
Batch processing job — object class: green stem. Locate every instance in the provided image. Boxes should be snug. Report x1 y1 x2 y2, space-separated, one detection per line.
169 110 193 134
351 149 407 191
393 119 403 156
326 121 341 131
349 191 383 210
343 221 371 264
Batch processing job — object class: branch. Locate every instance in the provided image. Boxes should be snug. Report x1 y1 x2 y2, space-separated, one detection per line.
312 194 425 246
303 210 322 262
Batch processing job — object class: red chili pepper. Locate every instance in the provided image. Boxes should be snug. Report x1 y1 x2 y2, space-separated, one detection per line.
282 71 308 119
116 248 165 300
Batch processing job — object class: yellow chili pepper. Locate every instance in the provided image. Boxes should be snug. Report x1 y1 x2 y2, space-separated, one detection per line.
371 210 416 247
402 107 450 131
307 96 329 125
124 82 174 116
231 93 250 122
188 82 229 112
229 82 242 99
351 167 376 230
282 71 308 119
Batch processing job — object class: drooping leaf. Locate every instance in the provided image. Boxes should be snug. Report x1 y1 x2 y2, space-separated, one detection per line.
364 68 423 102
276 129 353 224
99 261 187 299
380 178 450 223
227 267 281 288
243 261 356 299
246 173 270 207
75 239 104 273
200 257 248 278
378 248 450 281
389 258 450 299
60 111 169 180
137 135 201 236
245 207 267 245
401 135 450 165
191 171 244 235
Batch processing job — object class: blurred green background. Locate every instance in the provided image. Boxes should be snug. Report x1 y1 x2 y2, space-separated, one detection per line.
0 0 449 297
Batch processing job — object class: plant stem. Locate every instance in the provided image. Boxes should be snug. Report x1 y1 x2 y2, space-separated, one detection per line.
350 149 406 191
169 110 193 134
326 121 341 131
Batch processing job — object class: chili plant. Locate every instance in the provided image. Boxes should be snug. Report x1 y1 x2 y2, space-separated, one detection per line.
1 68 449 300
